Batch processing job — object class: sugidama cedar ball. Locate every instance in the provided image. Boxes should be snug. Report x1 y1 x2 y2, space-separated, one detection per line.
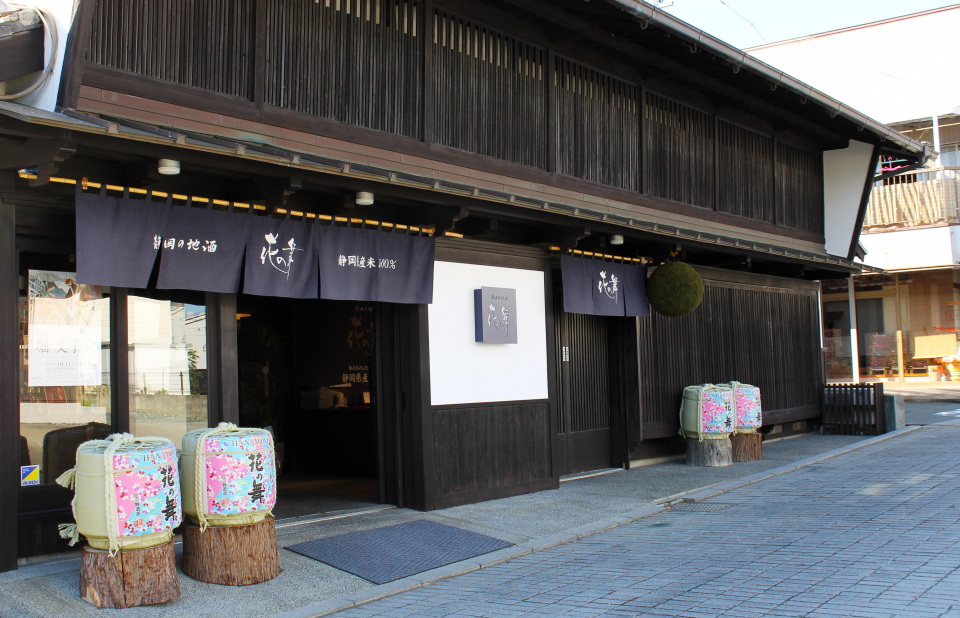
647 261 704 318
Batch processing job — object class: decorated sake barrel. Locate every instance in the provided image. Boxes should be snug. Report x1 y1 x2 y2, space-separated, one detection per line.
181 424 276 528
679 385 734 440
720 382 762 433
59 435 182 552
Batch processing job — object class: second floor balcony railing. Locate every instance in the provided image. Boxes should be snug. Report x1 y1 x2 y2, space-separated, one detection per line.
864 167 960 231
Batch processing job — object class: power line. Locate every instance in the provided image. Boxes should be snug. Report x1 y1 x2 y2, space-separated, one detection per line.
717 0 768 43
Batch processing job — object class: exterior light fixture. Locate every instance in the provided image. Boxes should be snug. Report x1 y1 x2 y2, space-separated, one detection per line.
158 159 180 175
356 191 374 206
610 234 624 245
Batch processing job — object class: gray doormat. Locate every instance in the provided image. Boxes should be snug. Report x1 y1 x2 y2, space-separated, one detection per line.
285 519 512 584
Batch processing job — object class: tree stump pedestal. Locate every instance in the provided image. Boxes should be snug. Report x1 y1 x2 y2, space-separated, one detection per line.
731 433 763 462
686 438 732 467
182 516 280 586
79 540 180 608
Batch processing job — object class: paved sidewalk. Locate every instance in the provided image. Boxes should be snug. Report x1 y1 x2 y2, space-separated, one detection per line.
0 433 871 618
333 423 960 618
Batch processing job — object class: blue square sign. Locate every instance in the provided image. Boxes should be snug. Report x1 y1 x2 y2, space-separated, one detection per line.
21 465 39 486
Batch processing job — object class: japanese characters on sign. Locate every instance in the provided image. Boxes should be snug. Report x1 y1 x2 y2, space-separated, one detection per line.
243 217 319 299
561 255 649 317
317 225 435 304
474 287 518 344
157 204 247 293
74 192 437 303
112 445 182 537
27 270 105 387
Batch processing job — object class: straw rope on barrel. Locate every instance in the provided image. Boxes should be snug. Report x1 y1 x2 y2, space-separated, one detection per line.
678 384 734 442
57 433 182 556
181 423 277 531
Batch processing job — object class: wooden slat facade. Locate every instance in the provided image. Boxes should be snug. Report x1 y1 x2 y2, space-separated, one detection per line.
637 271 822 441
432 9 546 167
717 120 775 223
555 58 640 190
82 0 828 238
89 0 255 99
643 92 715 209
262 0 422 138
777 142 825 233
429 401 553 508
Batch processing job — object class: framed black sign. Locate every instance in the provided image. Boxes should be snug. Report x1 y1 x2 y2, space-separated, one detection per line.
474 287 518 344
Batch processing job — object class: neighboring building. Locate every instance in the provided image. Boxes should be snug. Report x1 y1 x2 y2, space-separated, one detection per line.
0 0 925 570
749 6 960 385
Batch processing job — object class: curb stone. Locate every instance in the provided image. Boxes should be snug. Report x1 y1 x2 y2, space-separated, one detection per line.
266 425 927 617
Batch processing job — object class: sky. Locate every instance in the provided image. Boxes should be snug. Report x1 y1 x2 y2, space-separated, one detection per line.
654 0 959 50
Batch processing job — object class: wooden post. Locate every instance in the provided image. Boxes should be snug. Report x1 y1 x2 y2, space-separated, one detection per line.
79 540 180 608
182 516 280 586
0 200 18 573
686 438 732 467
730 433 762 462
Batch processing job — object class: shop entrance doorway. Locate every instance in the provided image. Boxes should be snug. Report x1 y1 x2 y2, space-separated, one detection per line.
236 295 386 519
554 289 628 476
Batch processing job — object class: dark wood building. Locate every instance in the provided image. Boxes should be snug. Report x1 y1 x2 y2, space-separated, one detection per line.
0 0 929 571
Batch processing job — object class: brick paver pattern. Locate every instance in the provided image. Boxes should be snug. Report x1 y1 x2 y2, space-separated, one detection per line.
336 426 960 617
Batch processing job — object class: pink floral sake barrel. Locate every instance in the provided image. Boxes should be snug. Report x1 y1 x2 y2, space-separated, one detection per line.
679 384 734 440
61 435 182 552
720 382 762 433
181 424 277 528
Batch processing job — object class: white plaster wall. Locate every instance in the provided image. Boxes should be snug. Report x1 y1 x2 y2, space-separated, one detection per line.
824 140 874 257
860 227 954 270
6 0 76 111
428 261 548 406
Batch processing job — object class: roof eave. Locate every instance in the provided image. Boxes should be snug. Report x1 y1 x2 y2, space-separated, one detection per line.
603 0 931 160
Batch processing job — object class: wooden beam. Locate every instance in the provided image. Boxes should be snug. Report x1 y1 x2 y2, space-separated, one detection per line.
56 0 98 109
206 293 239 426
848 144 883 261
110 287 129 433
0 200 18 573
422 0 435 145
253 0 266 110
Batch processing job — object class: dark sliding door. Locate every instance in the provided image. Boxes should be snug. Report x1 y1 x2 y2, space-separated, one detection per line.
554 288 617 476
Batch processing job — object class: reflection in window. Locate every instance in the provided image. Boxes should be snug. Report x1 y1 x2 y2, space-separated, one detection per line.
128 296 208 447
19 270 111 485
822 299 853 382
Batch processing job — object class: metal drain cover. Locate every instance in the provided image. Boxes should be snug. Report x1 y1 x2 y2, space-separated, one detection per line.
670 502 735 512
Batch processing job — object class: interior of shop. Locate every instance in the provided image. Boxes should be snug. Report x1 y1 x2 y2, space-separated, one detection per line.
235 295 380 520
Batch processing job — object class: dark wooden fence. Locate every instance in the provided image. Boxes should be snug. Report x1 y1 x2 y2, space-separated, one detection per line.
822 383 885 436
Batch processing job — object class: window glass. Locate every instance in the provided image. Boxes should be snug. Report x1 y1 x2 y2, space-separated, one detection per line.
128 294 208 447
19 269 111 485
822 298 853 383
898 270 960 382
853 275 900 381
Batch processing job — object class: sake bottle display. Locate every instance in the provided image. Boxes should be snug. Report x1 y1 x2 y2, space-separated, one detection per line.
719 381 763 433
181 423 277 529
679 384 734 441
57 434 182 554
